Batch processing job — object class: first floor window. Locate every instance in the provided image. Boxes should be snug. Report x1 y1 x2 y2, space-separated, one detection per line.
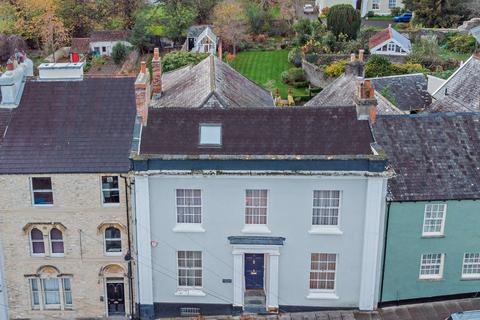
387 42 396 52
310 253 337 291
419 253 444 279
30 228 45 255
372 0 380 10
29 277 73 309
102 176 120 204
389 0 396 8
312 190 341 226
245 189 268 224
462 253 480 279
105 227 122 255
50 228 64 255
177 251 202 288
31 177 53 205
423 204 446 236
176 189 202 224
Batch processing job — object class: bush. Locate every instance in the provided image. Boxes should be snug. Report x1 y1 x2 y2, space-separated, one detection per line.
390 7 403 17
391 63 426 74
288 47 303 67
162 51 209 72
281 67 307 87
408 37 445 70
367 11 375 18
445 33 476 54
111 43 129 65
327 4 362 40
395 23 409 30
324 59 348 77
321 7 330 17
365 55 393 77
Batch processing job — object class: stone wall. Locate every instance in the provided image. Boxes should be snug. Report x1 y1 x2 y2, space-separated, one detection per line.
301 60 335 88
0 174 133 319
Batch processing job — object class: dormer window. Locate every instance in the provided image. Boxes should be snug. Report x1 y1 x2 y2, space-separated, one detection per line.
199 124 222 146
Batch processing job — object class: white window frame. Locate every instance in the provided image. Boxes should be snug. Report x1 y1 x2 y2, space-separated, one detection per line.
30 228 46 257
372 0 380 10
29 276 73 310
104 227 122 256
310 190 343 235
41 278 62 310
30 177 54 207
307 253 339 300
29 278 41 310
173 189 205 233
462 253 480 279
175 250 205 297
199 123 222 146
422 203 447 237
49 228 64 258
101 176 120 206
61 278 73 309
387 42 396 52
242 189 270 234
419 253 444 280
388 0 396 9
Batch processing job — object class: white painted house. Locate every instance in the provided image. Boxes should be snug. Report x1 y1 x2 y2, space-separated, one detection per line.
315 0 404 16
130 51 390 319
368 25 411 56
89 30 132 56
184 25 219 55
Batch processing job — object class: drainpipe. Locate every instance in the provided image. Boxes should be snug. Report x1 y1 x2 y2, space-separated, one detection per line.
121 175 135 319
379 200 392 304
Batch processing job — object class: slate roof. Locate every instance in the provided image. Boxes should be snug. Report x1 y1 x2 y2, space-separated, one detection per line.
369 73 431 112
151 55 275 108
187 25 212 38
368 26 411 51
90 30 130 42
70 38 90 53
140 106 375 157
433 55 480 108
0 77 137 174
0 109 12 143
373 113 480 201
470 25 480 44
427 96 479 113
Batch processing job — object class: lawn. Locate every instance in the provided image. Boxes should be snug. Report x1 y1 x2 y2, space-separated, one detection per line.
229 50 309 99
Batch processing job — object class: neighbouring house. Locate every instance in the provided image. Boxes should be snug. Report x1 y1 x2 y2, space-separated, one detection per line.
368 25 411 56
130 48 390 319
149 51 274 109
305 52 406 115
184 25 219 55
89 30 132 56
315 0 404 16
0 59 139 319
70 37 90 59
428 54 480 112
374 113 480 304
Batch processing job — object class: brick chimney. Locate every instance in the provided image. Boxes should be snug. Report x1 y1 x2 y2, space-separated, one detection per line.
217 39 223 61
0 57 33 107
354 79 377 123
151 48 162 95
135 61 151 126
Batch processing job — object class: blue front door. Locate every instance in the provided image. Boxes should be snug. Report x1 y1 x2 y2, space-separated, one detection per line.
245 254 264 289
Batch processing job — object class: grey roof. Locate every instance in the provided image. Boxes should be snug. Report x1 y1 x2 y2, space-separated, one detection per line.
0 77 137 174
427 96 479 113
0 109 12 143
373 113 480 201
470 25 480 44
305 72 403 115
433 55 480 108
368 26 411 52
390 27 412 51
227 236 286 245
151 55 274 109
197 26 217 43
369 73 431 112
187 25 212 38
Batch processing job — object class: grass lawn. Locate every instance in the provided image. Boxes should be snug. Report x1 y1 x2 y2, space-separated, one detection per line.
229 50 309 99
367 15 394 21
438 48 471 62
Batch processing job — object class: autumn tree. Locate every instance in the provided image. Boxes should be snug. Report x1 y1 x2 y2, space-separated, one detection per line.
213 1 247 54
36 7 69 56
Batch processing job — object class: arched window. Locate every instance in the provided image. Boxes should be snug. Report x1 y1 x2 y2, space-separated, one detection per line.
50 228 64 255
30 228 45 255
105 227 121 255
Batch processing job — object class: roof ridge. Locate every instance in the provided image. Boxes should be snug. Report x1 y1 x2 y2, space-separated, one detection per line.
209 54 216 93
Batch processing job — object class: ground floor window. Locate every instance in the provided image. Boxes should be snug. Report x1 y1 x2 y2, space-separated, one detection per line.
462 253 480 279
29 277 72 310
309 253 337 291
419 253 444 280
372 0 380 10
177 251 202 288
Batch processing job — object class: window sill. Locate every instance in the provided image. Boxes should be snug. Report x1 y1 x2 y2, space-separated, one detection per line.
308 226 343 235
104 252 123 257
33 204 54 208
461 276 480 281
50 254 65 258
174 289 206 297
241 225 271 234
172 224 205 233
101 203 120 208
421 234 445 238
418 277 443 281
307 292 339 300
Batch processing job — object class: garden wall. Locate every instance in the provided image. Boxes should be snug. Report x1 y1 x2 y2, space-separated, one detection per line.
302 59 335 88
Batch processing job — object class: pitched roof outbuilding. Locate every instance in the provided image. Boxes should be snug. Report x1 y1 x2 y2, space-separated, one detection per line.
373 113 480 201
368 26 411 52
0 77 137 174
90 30 130 42
70 38 90 53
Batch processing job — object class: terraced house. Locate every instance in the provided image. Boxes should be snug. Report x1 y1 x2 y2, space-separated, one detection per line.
0 59 138 319
131 50 390 319
374 113 480 304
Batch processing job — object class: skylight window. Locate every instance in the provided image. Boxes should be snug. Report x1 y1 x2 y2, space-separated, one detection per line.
199 124 222 146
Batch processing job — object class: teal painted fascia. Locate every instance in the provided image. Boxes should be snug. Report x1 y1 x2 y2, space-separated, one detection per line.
381 200 480 302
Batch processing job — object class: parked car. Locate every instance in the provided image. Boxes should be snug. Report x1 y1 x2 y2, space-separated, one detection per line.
303 4 315 14
394 12 413 22
446 310 480 320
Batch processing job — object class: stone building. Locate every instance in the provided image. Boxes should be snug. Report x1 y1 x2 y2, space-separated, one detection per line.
0 60 139 319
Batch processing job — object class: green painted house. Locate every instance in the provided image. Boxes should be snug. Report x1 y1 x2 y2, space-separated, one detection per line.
374 113 480 304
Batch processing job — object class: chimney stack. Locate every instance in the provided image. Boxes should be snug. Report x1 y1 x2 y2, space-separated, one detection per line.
151 48 162 95
0 57 33 107
358 49 364 62
135 61 151 126
354 79 377 123
350 53 356 62
218 39 223 61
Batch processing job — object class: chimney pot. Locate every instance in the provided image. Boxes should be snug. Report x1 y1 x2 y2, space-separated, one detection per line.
358 49 364 62
6 62 14 71
153 48 159 61
140 61 146 74
350 53 356 62
217 40 223 61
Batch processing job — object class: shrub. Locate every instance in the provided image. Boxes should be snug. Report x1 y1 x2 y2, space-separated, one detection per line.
281 67 307 87
391 63 426 74
367 11 375 18
445 33 476 54
325 59 348 77
321 7 330 17
226 53 236 62
288 47 302 67
327 4 361 40
395 23 409 30
408 37 445 70
390 7 403 17
162 51 209 72
111 43 129 65
365 55 393 77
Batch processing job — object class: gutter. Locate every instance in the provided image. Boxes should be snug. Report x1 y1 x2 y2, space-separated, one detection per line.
121 175 135 319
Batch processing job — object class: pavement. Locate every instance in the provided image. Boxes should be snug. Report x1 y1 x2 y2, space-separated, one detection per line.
362 19 396 29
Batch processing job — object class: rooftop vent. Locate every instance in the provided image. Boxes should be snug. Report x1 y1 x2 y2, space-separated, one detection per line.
38 62 84 81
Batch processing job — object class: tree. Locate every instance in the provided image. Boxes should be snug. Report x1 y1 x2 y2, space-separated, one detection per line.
245 3 272 35
37 7 69 56
403 0 468 28
56 0 97 38
0 3 17 34
163 4 197 42
162 50 209 72
212 1 247 54
365 55 393 78
129 11 153 52
326 4 361 40
111 42 128 64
